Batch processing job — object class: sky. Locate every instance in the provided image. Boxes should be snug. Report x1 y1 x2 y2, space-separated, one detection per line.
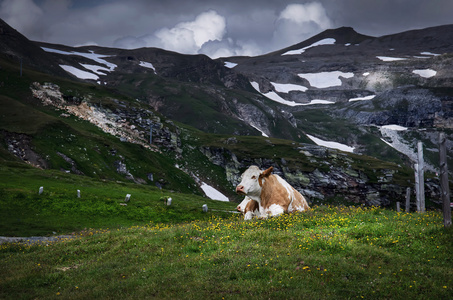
1 0 452 58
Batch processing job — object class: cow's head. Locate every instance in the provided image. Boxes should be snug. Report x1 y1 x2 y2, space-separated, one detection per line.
235 165 273 199
237 196 253 212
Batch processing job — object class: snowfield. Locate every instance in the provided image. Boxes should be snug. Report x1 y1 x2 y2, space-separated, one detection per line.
249 123 269 137
224 61 238 68
42 47 117 79
200 182 229 201
271 82 308 93
139 61 156 73
251 82 334 106
412 69 436 78
282 38 336 55
349 95 376 102
306 134 354 153
298 71 354 88
59 65 100 80
376 56 407 62
420 52 440 56
381 125 408 131
80 64 110 75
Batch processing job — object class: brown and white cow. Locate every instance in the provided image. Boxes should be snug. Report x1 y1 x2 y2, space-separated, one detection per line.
236 196 261 220
236 165 309 218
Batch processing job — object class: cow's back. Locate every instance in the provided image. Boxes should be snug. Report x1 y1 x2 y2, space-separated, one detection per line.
260 174 291 211
260 174 309 214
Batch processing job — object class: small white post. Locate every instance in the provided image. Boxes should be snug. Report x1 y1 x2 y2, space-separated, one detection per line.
77 190 81 198
39 186 43 195
202 204 208 213
405 187 411 212
414 164 420 212
439 132 452 227
125 194 131 202
167 197 172 206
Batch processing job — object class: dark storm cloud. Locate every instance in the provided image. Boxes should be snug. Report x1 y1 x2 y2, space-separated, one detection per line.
1 0 452 58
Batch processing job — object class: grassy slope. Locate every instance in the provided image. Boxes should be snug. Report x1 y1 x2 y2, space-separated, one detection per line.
0 165 236 236
1 206 451 299
0 56 200 194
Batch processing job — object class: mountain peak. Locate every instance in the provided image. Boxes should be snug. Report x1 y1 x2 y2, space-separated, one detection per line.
309 26 373 44
275 27 373 56
0 18 69 77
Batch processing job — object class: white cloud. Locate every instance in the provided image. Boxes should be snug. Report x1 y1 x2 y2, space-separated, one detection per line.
199 38 262 58
0 0 43 36
116 10 227 55
278 3 331 28
155 26 199 53
272 2 332 48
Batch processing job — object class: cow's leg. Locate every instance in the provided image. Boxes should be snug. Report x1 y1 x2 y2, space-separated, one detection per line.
244 211 254 220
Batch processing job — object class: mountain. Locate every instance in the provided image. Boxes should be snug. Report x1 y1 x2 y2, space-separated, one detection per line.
0 18 451 208
0 19 69 77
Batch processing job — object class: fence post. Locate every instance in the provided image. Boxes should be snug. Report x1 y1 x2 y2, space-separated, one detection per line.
405 187 411 212
414 164 420 212
396 202 401 212
439 132 452 228
417 142 425 213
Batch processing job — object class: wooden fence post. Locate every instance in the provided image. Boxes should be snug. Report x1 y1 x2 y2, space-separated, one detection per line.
417 142 425 213
414 164 420 212
405 187 411 212
439 132 452 228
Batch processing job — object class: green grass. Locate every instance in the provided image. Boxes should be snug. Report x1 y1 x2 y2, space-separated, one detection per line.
1 205 451 299
0 165 236 236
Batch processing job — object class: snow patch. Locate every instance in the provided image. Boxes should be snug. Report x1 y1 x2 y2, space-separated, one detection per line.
349 95 376 102
251 82 334 106
376 56 407 62
59 65 99 80
379 125 416 162
80 64 109 75
363 72 370 76
412 69 436 78
200 182 229 202
139 61 156 73
303 100 335 105
282 38 336 55
298 71 354 88
420 52 440 56
381 125 408 131
249 123 269 137
306 134 354 153
271 82 308 93
41 47 117 71
224 61 238 68
250 82 303 106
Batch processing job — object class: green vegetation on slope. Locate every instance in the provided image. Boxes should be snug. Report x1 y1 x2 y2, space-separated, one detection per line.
1 206 451 299
0 165 236 237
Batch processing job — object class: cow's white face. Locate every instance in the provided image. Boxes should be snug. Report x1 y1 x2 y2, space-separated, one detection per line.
237 196 252 213
236 166 273 201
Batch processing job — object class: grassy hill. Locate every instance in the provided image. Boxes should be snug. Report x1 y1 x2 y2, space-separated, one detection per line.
1 204 451 299
0 164 236 237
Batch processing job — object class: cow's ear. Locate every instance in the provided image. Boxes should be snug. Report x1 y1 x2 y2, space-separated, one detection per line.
261 166 273 178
